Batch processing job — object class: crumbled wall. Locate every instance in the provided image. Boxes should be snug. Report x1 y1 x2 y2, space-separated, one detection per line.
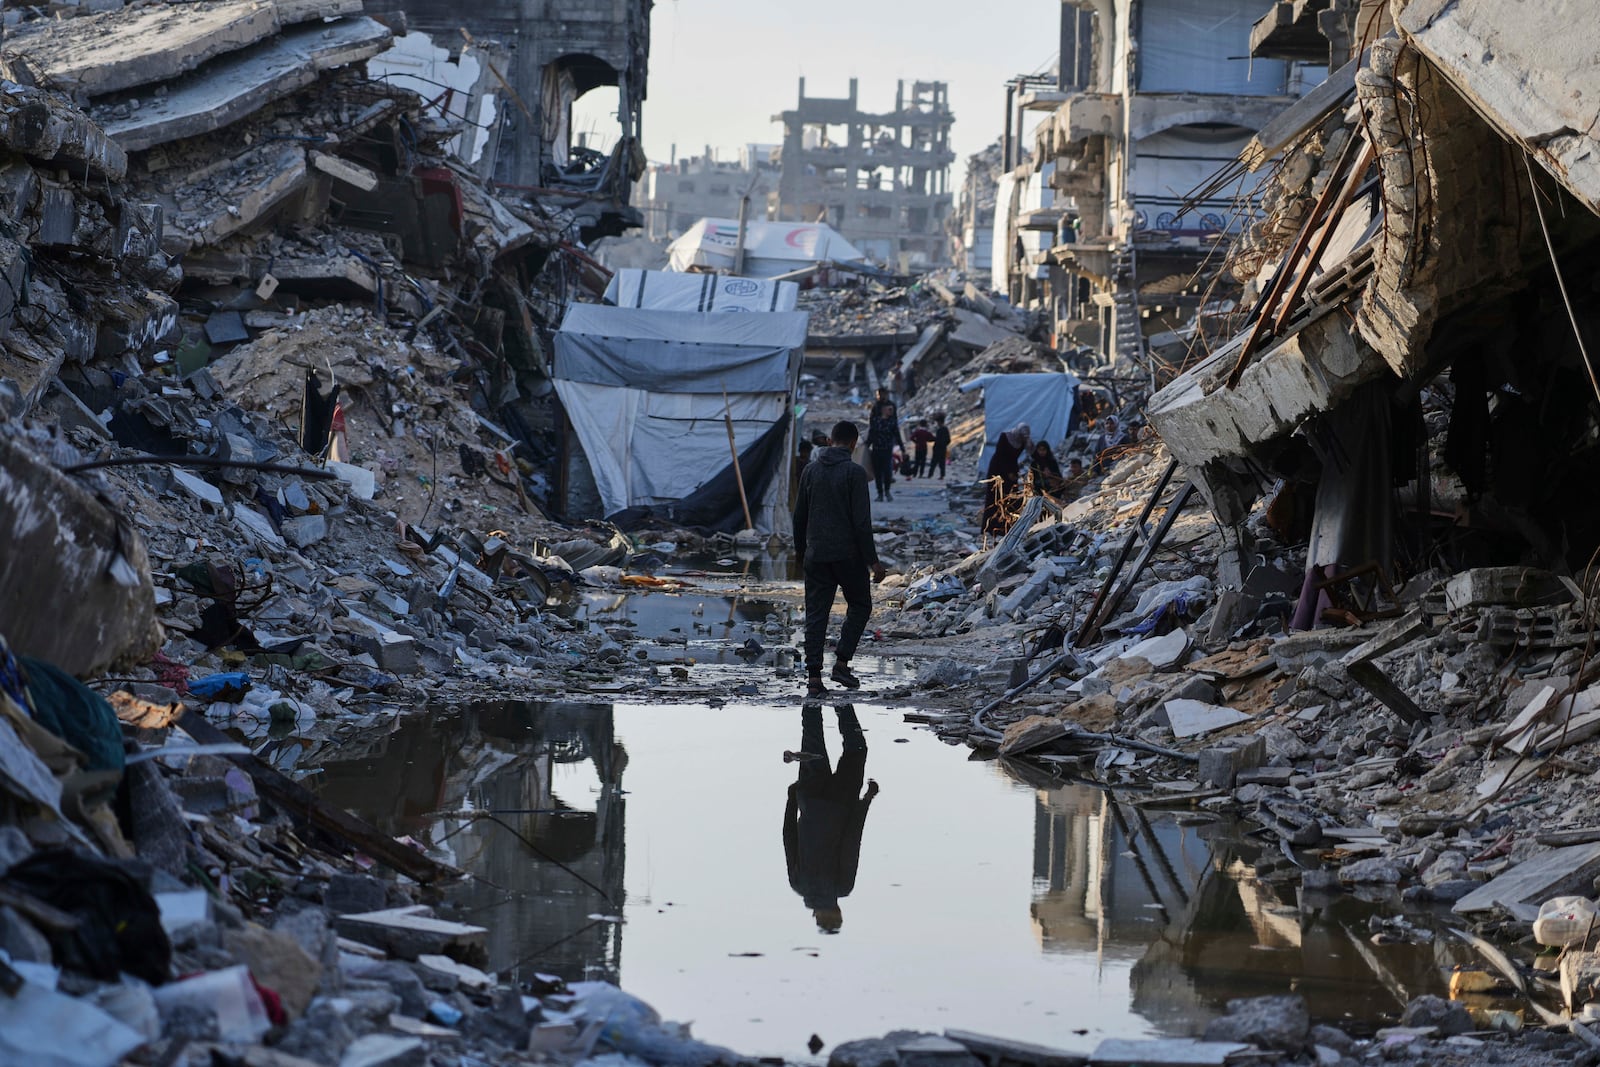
1354 39 1528 378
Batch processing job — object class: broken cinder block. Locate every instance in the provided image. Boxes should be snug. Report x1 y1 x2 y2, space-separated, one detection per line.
334 905 487 965
1198 735 1266 788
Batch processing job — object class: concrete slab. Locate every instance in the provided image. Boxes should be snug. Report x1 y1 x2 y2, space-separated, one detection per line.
1399 0 1600 216
1147 311 1387 468
1453 843 1600 914
0 81 127 180
4 0 366 98
156 144 309 249
1165 699 1251 740
95 17 393 151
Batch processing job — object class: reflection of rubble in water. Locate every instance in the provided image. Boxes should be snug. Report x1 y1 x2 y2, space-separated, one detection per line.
312 701 627 983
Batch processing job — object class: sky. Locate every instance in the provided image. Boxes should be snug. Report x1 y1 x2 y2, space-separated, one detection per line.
588 0 1065 192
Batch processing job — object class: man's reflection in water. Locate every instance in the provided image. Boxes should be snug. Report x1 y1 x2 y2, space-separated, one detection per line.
784 702 878 933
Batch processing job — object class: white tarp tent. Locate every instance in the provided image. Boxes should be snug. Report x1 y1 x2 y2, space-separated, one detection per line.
605 268 799 312
959 372 1079 473
553 305 808 533
666 218 867 278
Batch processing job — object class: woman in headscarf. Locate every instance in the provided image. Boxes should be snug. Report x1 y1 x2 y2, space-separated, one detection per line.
981 423 1030 534
1030 440 1066 496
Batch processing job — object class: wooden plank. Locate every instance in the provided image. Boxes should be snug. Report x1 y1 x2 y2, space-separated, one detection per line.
1339 610 1429 667
1537 827 1600 848
1088 1039 1251 1066
178 709 457 885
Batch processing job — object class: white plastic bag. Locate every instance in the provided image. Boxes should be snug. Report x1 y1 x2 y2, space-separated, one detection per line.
1533 895 1598 948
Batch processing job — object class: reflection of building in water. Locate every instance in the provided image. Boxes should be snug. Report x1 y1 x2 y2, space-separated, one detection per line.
1022 776 1466 1034
312 702 627 984
1029 785 1210 953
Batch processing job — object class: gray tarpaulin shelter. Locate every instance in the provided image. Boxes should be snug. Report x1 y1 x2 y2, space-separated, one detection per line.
959 372 1079 472
553 305 809 533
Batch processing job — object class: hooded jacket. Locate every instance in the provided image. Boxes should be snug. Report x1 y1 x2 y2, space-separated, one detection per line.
793 446 877 566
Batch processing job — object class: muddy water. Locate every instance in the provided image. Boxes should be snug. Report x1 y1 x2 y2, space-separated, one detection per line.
312 702 1465 1060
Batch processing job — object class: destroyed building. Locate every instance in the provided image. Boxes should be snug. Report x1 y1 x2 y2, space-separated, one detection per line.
361 0 653 237
999 0 1323 361
772 78 955 271
951 140 1004 278
636 144 781 242
1145 0 1600 623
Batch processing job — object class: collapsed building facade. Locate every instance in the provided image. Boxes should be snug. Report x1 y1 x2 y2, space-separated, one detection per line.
998 0 1330 359
1146 0 1600 627
361 0 652 238
772 78 956 271
0 0 658 655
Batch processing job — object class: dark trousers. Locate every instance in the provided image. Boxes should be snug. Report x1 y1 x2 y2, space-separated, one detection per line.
869 446 894 498
930 447 947 479
912 445 928 477
804 559 871 673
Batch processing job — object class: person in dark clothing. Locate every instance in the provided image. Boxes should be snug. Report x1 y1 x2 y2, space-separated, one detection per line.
981 423 1030 534
930 412 951 480
785 703 877 933
908 421 935 477
793 420 887 696
866 394 902 502
1030 440 1066 496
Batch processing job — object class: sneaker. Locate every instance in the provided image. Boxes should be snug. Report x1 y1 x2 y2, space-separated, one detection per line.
830 663 860 689
807 676 828 697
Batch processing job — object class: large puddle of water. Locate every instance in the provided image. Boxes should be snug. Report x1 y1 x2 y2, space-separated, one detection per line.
310 701 1467 1060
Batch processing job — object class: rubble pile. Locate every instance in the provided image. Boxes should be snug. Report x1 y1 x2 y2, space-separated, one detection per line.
0 632 755 1067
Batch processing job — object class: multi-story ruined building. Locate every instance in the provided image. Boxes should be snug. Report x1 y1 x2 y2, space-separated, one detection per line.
1000 0 1325 356
363 0 652 238
771 78 955 271
636 146 781 242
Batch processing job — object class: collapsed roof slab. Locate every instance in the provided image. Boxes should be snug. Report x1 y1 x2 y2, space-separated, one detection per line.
1146 310 1389 469
152 143 310 251
0 81 127 180
93 17 392 152
4 0 366 99
1398 0 1600 217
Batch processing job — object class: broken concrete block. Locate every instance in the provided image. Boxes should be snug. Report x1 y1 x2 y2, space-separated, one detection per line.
415 954 493 993
311 150 380 192
998 715 1067 757
1119 629 1192 671
1236 766 1293 787
281 513 328 548
1400 995 1471 1036
1201 994 1309 1052
232 505 286 549
1163 699 1250 740
1197 735 1266 788
1445 567 1571 612
354 632 418 675
171 468 224 507
334 906 487 965
1338 857 1404 884
1563 951 1600 1011
326 461 377 500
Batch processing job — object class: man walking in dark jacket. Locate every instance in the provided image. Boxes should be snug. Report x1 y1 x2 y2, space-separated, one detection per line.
793 420 887 696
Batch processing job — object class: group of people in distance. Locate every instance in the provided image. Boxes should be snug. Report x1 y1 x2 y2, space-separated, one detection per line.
863 388 950 501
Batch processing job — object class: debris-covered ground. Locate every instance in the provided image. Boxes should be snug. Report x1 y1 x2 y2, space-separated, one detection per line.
11 2 1600 1066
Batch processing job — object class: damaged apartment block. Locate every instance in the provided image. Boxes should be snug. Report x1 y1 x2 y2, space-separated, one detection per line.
1145 0 1600 630
773 78 955 271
